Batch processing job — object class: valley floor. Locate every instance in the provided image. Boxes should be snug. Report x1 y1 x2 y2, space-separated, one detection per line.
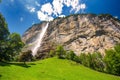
0 57 120 80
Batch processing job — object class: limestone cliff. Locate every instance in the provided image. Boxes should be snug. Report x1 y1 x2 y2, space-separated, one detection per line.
22 14 120 57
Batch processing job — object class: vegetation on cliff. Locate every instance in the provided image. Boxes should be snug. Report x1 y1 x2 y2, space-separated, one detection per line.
48 44 120 76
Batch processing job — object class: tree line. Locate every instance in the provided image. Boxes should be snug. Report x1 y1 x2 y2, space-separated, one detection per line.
49 44 120 76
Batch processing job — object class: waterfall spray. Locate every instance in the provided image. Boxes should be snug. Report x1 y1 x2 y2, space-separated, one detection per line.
32 23 49 56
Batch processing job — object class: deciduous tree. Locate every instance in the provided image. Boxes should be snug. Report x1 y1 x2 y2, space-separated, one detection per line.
19 50 33 64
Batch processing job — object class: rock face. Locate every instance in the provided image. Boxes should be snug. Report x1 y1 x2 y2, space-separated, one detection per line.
22 14 120 57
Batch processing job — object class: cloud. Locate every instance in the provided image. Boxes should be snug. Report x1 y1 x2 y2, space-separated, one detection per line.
10 0 14 2
80 4 86 9
36 0 87 21
37 2 54 21
114 16 118 19
19 0 87 21
35 1 40 7
37 11 54 21
52 0 64 16
75 3 86 13
70 0 79 9
32 21 35 25
59 15 65 17
41 3 53 15
19 0 39 13
26 5 35 13
63 0 71 7
64 0 86 13
20 17 23 22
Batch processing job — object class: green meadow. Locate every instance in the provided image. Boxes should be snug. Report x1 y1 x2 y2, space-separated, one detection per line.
0 57 120 80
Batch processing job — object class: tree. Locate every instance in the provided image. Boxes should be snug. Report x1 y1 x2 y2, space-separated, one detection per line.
8 33 24 57
79 53 93 67
66 50 76 60
0 13 10 61
0 13 24 61
90 52 104 71
104 44 120 76
79 52 104 72
114 44 120 53
0 14 9 41
73 55 81 63
19 50 33 64
56 45 66 59
1 33 25 61
49 50 55 57
79 53 87 66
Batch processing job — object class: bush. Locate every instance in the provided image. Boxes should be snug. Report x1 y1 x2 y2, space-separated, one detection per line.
19 50 33 64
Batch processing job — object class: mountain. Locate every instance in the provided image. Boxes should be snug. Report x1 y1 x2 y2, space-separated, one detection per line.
22 14 120 58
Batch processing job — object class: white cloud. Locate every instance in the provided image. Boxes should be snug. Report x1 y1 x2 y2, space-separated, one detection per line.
114 16 118 19
63 0 71 7
37 11 53 21
80 4 86 9
59 15 65 17
41 3 53 15
30 7 35 12
19 0 38 13
35 1 40 7
18 0 87 21
32 21 35 25
37 2 54 21
20 17 23 22
64 0 86 13
71 0 79 9
75 3 86 13
37 0 87 21
26 5 35 13
52 0 64 16
10 0 14 2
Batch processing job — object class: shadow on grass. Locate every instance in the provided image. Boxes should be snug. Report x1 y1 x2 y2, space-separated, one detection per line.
0 62 36 68
0 74 2 77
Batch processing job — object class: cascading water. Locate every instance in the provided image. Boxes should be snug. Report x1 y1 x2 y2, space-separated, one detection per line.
32 23 49 56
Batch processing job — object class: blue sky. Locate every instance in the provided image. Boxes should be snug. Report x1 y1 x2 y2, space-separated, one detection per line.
0 0 120 35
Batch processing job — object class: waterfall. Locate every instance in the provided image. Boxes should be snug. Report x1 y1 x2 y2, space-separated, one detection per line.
32 23 49 56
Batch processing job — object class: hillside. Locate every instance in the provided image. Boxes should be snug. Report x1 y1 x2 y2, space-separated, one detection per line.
0 57 120 80
22 14 120 58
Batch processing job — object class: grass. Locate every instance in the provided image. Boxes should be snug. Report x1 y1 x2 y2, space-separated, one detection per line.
0 57 120 80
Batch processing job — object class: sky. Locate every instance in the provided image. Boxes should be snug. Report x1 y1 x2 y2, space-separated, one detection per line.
0 0 120 36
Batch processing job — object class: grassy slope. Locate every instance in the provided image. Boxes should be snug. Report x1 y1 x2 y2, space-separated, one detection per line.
0 57 120 80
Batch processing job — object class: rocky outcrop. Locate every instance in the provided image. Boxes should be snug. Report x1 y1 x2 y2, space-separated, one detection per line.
22 14 120 57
